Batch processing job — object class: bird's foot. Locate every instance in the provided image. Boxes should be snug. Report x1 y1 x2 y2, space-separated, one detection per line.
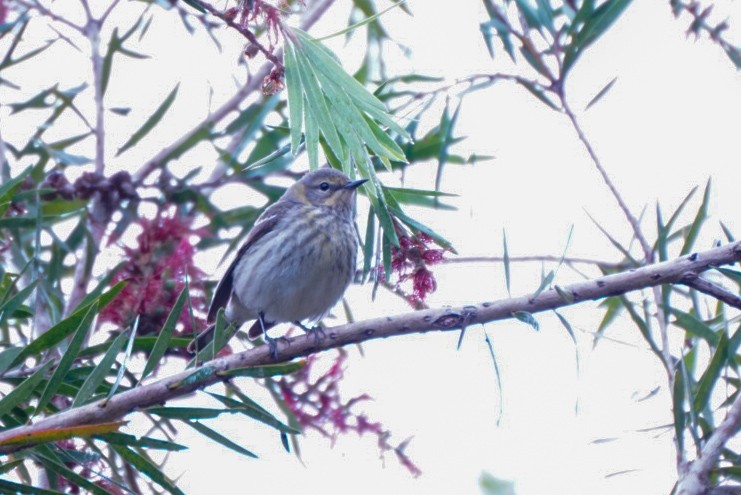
264 333 290 359
295 321 326 346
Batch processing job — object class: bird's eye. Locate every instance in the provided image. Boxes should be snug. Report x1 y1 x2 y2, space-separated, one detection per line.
319 182 330 191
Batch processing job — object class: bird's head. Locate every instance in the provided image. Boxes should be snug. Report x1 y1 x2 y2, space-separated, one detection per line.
287 168 367 211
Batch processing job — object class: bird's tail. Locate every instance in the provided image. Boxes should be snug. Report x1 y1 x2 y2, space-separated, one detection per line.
247 319 276 339
186 324 215 355
187 319 277 354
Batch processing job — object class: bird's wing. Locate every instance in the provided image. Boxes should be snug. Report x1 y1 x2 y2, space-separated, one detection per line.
206 200 294 323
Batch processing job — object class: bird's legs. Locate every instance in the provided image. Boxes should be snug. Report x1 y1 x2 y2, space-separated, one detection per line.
294 321 326 346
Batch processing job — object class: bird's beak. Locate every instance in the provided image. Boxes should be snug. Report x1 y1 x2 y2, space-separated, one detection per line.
344 178 368 190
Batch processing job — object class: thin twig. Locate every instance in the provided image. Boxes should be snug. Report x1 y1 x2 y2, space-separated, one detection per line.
558 95 675 385
198 0 283 69
0 241 738 455
134 0 336 185
15 0 85 32
63 11 107 317
559 97 653 261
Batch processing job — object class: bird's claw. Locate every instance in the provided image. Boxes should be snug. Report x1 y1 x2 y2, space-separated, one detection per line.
295 321 325 346
264 334 290 359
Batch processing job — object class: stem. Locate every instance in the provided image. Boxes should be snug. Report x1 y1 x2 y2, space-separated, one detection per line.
560 97 653 261
63 11 107 317
0 241 738 455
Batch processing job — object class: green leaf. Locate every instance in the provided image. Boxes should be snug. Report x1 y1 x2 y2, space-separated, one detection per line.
594 297 623 347
216 361 305 379
694 331 729 413
0 346 23 375
512 311 539 330
0 360 53 418
112 445 186 495
516 79 559 110
72 331 128 407
140 286 187 382
669 308 719 346
0 459 23 475
34 451 115 495
564 0 633 74
717 267 741 289
0 280 38 327
680 179 711 256
317 0 406 41
618 296 662 357
117 84 179 156
0 166 31 206
186 421 258 458
502 229 511 297
146 406 228 420
14 281 125 365
362 207 376 279
0 479 64 495
284 41 304 155
585 77 617 110
207 392 299 434
672 363 686 455
35 304 98 415
95 432 187 451
107 316 138 400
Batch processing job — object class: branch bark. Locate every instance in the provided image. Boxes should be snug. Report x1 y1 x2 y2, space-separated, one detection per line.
0 241 739 455
677 391 741 495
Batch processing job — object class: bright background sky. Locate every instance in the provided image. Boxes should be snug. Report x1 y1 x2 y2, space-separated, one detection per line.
4 0 741 494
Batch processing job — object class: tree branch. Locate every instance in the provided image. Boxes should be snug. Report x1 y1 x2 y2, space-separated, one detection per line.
0 241 738 455
680 273 741 310
677 391 741 495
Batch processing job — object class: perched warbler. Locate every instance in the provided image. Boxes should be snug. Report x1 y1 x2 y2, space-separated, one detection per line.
188 167 366 356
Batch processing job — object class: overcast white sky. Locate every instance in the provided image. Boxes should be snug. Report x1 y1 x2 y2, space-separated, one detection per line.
4 0 741 494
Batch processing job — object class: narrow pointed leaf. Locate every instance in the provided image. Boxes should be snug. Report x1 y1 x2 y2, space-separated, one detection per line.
112 445 186 495
72 331 128 407
186 421 257 458
207 392 299 434
0 360 53 418
284 41 304 154
512 311 539 330
0 280 38 326
35 304 97 414
0 479 64 495
669 308 719 346
680 179 711 256
216 361 305 379
13 281 125 365
585 77 617 110
117 84 179 155
140 286 187 382
95 432 187 451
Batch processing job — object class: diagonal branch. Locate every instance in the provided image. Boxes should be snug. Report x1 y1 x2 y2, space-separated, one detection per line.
677 391 741 495
680 273 741 310
0 241 739 455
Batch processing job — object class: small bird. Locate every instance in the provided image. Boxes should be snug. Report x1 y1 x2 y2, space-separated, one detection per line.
188 167 366 357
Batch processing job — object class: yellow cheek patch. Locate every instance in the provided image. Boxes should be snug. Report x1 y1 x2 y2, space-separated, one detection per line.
293 186 310 204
